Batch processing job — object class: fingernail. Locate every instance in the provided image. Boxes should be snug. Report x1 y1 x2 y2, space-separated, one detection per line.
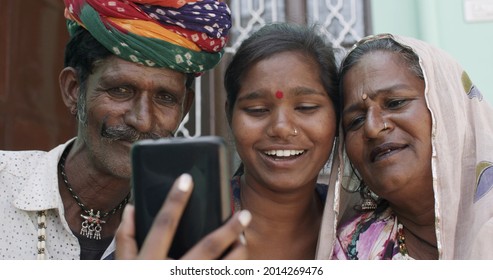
239 233 247 245
238 210 252 227
177 173 192 192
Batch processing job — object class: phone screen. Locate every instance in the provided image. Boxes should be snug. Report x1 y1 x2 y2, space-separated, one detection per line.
131 136 231 259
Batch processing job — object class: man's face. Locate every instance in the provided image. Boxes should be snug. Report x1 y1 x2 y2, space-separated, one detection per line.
77 56 193 179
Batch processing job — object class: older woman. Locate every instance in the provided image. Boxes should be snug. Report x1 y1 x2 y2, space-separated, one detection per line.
325 34 493 259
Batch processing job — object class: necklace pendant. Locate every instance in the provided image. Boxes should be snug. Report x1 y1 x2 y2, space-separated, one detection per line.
80 209 106 240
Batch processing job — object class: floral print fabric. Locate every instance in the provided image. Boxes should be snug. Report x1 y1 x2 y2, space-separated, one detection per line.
333 207 412 260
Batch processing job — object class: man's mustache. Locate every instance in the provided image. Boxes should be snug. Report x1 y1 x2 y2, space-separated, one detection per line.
101 124 164 142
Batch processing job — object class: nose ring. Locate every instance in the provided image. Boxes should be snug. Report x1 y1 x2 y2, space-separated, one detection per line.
383 122 388 130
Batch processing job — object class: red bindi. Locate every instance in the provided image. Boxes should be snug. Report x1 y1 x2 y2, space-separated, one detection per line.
275 90 284 99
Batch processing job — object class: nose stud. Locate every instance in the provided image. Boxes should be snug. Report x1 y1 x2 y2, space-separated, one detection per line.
383 122 388 130
293 128 298 135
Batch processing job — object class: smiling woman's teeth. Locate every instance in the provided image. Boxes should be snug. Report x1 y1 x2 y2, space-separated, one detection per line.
264 150 304 157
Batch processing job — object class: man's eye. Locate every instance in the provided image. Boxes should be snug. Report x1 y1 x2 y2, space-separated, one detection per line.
108 87 133 97
155 93 177 104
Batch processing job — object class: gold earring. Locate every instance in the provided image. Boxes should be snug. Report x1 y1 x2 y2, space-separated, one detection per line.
361 187 377 211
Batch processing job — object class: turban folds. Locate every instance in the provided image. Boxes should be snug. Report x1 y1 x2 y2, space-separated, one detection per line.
63 0 231 73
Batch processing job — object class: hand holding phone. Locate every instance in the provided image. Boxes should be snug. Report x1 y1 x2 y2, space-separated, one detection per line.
115 173 252 260
130 136 232 259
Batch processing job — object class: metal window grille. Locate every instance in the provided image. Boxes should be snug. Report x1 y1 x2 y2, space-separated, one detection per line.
175 0 370 139
174 0 370 177
177 0 371 177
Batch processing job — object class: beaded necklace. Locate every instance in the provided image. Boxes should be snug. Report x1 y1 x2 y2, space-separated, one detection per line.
35 149 130 260
397 220 439 260
397 222 409 256
59 147 130 240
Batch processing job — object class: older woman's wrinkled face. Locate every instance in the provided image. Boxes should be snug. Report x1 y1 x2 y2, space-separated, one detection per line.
231 51 336 191
342 51 432 200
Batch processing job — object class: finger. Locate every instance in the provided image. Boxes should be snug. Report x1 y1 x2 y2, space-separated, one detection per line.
138 173 194 259
181 210 252 260
222 237 248 260
115 204 138 260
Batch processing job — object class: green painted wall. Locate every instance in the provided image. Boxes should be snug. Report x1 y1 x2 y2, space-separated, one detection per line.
371 0 493 103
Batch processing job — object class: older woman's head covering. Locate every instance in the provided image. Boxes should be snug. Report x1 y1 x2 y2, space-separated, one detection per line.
63 0 231 74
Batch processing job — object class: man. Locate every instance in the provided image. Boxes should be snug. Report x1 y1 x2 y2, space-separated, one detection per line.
0 0 250 260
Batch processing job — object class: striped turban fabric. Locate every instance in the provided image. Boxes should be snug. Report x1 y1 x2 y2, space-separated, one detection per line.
63 0 232 74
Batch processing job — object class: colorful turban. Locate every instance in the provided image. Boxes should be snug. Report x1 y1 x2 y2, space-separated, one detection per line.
63 0 232 74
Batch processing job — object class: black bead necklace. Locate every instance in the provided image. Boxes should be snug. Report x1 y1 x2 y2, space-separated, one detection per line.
59 148 130 240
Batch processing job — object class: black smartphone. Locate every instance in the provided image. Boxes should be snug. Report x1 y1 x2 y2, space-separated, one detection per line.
131 136 231 259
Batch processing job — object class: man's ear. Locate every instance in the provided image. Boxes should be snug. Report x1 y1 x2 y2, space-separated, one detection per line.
182 88 195 120
59 67 80 115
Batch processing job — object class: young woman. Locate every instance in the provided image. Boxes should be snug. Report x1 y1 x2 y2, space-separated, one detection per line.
224 22 339 259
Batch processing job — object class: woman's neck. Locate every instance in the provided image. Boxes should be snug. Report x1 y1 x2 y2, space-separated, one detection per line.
239 175 324 259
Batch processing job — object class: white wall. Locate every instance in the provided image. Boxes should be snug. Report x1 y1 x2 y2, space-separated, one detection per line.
371 0 493 103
